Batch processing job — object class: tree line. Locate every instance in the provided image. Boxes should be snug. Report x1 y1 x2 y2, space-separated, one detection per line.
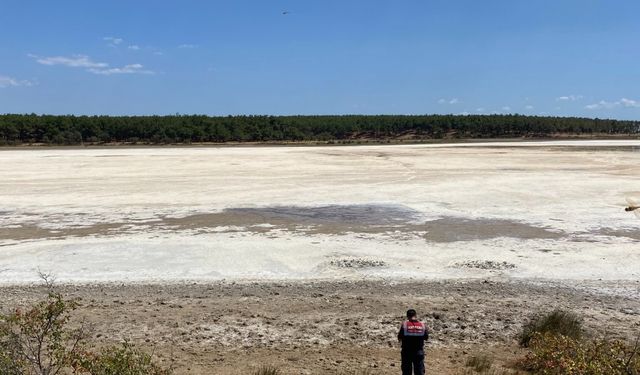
0 114 638 145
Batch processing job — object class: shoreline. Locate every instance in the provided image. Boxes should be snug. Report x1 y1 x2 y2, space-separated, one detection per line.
1 277 639 299
1 135 639 150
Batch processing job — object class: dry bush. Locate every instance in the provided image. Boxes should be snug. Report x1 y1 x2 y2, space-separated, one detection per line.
519 309 582 347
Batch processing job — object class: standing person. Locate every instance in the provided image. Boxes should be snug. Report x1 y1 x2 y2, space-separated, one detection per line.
398 309 429 375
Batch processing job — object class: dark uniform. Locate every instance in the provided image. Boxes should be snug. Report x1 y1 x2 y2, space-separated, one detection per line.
398 319 428 375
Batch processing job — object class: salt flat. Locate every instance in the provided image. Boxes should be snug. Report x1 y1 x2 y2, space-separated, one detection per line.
0 140 639 283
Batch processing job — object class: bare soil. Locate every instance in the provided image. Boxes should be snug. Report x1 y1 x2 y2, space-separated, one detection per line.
1 279 639 374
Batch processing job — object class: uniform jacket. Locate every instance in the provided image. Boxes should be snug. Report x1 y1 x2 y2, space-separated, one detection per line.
398 319 429 352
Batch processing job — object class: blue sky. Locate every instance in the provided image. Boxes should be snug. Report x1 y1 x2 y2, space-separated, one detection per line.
0 1 639 119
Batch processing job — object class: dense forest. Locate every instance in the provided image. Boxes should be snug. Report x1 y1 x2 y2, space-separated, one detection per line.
0 114 638 145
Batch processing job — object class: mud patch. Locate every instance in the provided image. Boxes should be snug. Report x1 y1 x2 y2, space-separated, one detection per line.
0 205 564 243
161 204 424 236
419 218 562 242
0 223 125 242
226 204 422 226
162 210 564 244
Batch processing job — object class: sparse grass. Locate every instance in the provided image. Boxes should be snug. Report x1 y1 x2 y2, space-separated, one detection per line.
253 366 280 375
465 353 493 372
80 341 171 375
519 309 582 347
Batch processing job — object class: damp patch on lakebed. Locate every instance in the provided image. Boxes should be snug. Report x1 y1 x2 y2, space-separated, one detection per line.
1 204 567 243
128 204 567 243
419 218 563 242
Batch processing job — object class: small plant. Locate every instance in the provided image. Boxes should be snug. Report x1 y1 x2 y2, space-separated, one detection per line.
465 353 493 372
519 309 582 347
253 366 281 375
0 283 86 374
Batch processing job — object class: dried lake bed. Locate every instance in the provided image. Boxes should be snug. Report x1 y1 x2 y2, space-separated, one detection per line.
1 140 639 284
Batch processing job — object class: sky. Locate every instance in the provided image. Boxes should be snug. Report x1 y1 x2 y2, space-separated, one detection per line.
0 1 639 119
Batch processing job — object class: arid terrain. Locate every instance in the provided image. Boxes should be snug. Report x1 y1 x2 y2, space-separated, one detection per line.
1 279 640 374
1 141 639 283
1 141 640 373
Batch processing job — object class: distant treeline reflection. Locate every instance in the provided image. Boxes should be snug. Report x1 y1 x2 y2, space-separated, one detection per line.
0 114 638 145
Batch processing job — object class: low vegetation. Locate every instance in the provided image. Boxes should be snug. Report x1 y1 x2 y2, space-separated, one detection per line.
463 353 522 374
519 309 583 348
79 342 170 375
515 309 640 374
519 332 640 374
0 276 171 375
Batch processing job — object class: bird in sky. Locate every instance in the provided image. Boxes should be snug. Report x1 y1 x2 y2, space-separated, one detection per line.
282 11 290 15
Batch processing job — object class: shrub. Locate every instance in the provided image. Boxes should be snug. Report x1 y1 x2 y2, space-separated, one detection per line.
519 309 582 347
519 332 640 374
0 289 85 374
0 276 172 375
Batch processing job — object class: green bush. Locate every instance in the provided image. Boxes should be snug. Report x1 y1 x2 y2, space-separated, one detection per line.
0 289 85 374
519 332 640 374
519 310 582 347
0 279 171 375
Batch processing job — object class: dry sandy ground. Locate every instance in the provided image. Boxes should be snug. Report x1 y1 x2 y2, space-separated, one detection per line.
1 279 639 374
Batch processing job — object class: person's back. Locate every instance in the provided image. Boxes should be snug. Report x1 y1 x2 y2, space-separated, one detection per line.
398 309 429 375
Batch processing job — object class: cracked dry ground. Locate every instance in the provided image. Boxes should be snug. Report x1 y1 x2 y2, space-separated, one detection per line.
1 280 639 374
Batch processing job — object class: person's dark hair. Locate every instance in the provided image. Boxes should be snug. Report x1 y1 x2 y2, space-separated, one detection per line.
406 309 417 318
